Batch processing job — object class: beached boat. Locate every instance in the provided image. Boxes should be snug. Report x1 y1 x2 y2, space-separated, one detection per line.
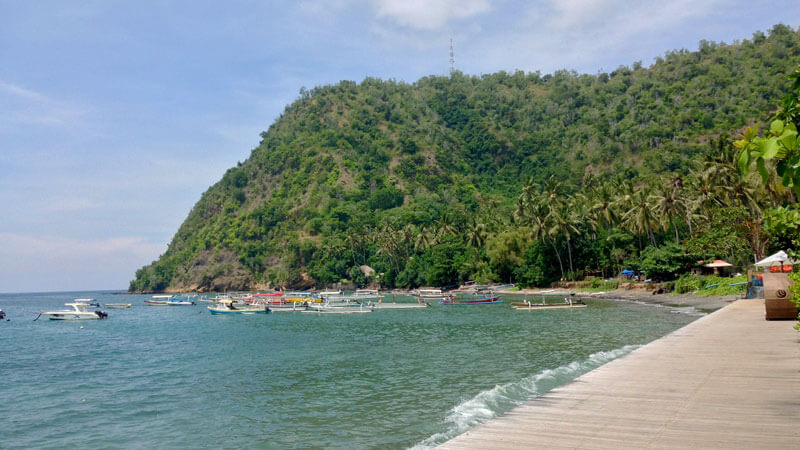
145 295 196 306
39 302 108 320
105 303 132 309
511 297 587 310
208 300 269 315
440 295 502 305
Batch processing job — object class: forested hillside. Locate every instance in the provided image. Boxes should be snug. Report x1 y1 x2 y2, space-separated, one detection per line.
130 25 800 293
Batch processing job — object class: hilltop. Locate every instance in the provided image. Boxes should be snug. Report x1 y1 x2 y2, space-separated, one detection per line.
130 25 800 293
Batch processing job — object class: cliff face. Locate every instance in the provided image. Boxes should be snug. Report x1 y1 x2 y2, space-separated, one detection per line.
130 25 800 293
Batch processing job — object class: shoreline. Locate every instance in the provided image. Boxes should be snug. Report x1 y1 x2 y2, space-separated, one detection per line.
497 287 741 312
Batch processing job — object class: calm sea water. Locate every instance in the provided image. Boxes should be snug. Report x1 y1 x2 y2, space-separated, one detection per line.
0 291 699 449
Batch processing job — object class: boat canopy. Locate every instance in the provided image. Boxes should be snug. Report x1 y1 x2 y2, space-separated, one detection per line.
755 250 796 267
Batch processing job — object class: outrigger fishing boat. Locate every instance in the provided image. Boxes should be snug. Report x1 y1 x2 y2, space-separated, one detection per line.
38 302 108 320
244 292 308 311
74 298 102 308
440 295 502 305
104 303 132 309
145 295 196 306
511 295 587 310
416 288 449 300
208 299 269 315
302 303 374 314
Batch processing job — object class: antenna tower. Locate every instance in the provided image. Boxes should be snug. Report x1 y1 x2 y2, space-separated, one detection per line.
449 37 455 74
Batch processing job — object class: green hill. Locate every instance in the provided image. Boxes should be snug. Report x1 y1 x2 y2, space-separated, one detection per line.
130 25 800 293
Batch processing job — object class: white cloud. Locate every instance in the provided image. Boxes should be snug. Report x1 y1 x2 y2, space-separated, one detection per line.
463 0 725 75
0 80 89 131
372 0 492 30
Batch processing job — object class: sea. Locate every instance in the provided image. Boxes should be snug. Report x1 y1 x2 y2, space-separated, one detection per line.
0 291 701 449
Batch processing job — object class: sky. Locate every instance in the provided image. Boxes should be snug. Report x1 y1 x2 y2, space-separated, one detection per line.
1 0 798 293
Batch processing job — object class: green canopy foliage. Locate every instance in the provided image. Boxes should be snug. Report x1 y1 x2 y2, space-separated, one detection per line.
130 25 800 292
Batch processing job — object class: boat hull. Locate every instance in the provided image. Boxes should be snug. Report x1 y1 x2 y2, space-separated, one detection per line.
208 306 269 315
144 301 195 306
511 300 587 310
440 296 502 305
42 312 104 320
301 308 372 314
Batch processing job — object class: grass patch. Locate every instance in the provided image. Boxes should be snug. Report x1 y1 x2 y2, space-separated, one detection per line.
671 274 747 296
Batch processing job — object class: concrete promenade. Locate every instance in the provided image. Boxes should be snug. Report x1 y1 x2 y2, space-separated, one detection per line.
440 299 800 449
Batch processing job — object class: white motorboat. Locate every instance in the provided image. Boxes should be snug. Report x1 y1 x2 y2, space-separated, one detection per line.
39 302 108 320
74 298 102 308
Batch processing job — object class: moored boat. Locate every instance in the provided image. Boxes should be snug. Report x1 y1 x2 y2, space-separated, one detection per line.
145 295 196 306
39 302 108 320
440 295 502 305
302 304 374 314
511 297 587 310
416 288 453 302
208 300 269 315
74 298 102 308
105 303 132 309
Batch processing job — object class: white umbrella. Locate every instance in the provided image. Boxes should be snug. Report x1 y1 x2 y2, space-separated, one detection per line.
754 250 795 267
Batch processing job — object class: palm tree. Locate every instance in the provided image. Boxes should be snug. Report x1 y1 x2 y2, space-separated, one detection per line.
414 226 432 251
589 182 619 229
516 183 566 279
650 180 685 243
547 202 581 279
466 219 487 249
622 188 657 248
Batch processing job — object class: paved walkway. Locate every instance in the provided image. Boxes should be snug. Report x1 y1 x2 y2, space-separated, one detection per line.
440 299 800 449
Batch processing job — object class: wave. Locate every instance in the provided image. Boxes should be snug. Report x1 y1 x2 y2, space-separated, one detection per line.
410 344 641 449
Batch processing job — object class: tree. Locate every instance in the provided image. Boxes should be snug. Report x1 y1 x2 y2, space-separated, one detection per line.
622 189 657 248
650 179 685 243
737 67 800 198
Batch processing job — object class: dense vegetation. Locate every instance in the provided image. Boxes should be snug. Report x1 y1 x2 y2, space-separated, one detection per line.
131 25 800 293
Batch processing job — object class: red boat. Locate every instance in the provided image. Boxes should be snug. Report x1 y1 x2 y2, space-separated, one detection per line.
245 292 285 305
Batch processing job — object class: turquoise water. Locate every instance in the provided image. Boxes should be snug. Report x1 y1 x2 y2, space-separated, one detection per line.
1 291 699 448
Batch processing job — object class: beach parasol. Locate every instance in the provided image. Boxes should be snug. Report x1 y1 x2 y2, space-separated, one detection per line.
755 250 795 267
704 260 733 268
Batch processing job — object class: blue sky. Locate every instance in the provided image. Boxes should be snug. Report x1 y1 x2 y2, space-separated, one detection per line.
1 0 798 292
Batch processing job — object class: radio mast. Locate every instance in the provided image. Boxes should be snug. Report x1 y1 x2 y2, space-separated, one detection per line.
449 37 455 74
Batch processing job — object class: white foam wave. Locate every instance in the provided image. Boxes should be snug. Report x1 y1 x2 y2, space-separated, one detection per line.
410 344 641 449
